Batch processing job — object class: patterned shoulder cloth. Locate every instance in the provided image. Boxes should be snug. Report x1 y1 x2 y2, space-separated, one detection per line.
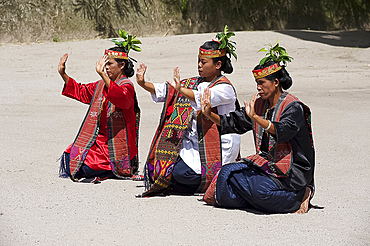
246 92 313 177
141 75 237 196
196 75 236 193
107 78 140 177
62 77 140 181
141 77 201 196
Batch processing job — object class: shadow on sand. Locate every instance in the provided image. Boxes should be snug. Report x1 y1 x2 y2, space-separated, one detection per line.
275 30 370 48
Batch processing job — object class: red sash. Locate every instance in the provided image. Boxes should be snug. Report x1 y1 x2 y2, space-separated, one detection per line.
196 76 234 192
69 77 139 180
142 76 235 196
248 92 311 177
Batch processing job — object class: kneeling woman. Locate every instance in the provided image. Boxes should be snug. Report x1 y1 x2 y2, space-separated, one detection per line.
202 43 315 213
136 27 240 196
58 30 141 182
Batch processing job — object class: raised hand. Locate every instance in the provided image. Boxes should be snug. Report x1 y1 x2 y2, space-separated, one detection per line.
136 63 147 86
96 54 108 76
58 53 70 83
200 87 212 117
200 87 220 125
166 67 181 91
244 92 258 119
58 53 68 76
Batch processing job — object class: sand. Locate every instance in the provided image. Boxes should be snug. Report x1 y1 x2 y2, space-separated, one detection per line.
0 30 369 245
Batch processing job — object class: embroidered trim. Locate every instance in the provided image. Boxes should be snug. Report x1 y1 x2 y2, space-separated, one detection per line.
105 49 129 60
252 63 282 79
199 47 226 58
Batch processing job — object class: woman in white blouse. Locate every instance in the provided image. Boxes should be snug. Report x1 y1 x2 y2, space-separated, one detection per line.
136 38 240 197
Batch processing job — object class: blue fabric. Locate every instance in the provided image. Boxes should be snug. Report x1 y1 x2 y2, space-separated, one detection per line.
216 162 305 213
59 152 115 180
59 152 71 178
77 164 115 179
219 101 315 192
171 157 201 194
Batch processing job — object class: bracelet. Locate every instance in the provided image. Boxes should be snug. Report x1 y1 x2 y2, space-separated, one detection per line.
264 120 272 131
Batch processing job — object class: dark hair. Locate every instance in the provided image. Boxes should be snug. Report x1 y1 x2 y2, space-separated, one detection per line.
200 41 233 74
253 60 293 90
108 46 135 77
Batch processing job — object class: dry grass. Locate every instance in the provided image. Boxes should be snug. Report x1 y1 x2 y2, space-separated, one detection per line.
0 0 368 44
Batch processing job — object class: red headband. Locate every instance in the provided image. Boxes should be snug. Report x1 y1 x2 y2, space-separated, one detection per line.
199 47 226 58
105 50 128 60
252 63 282 79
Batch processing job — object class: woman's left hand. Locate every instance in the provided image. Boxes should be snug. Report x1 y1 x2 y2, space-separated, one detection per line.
166 67 181 91
200 88 212 117
96 55 109 76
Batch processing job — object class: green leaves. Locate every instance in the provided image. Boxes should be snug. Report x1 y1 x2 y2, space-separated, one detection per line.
110 29 142 54
215 25 237 60
258 38 293 65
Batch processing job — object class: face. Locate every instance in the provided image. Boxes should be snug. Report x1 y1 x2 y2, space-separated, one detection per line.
105 58 124 81
255 77 279 100
198 56 221 80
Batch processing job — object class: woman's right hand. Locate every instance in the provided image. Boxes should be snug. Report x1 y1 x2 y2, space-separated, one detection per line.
58 53 70 83
244 92 258 119
136 63 147 86
58 53 68 76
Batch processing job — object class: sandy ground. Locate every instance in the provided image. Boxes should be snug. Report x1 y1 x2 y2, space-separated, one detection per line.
0 30 369 245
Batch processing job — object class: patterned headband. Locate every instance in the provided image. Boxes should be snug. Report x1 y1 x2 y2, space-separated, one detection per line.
252 62 282 79
199 47 226 58
105 49 129 60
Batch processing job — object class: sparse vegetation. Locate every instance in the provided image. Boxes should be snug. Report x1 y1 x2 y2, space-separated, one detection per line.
0 0 368 44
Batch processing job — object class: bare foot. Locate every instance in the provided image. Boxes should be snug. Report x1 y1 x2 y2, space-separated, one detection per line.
204 180 216 205
204 172 219 205
294 187 311 214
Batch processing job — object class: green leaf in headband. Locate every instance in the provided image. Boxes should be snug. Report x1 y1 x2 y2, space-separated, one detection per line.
258 39 293 66
215 25 237 60
110 29 142 54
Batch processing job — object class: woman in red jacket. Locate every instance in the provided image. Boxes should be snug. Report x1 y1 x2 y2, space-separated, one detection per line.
58 31 141 182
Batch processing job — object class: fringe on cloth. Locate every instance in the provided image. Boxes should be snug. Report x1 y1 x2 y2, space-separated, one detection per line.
143 162 151 191
58 152 71 178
